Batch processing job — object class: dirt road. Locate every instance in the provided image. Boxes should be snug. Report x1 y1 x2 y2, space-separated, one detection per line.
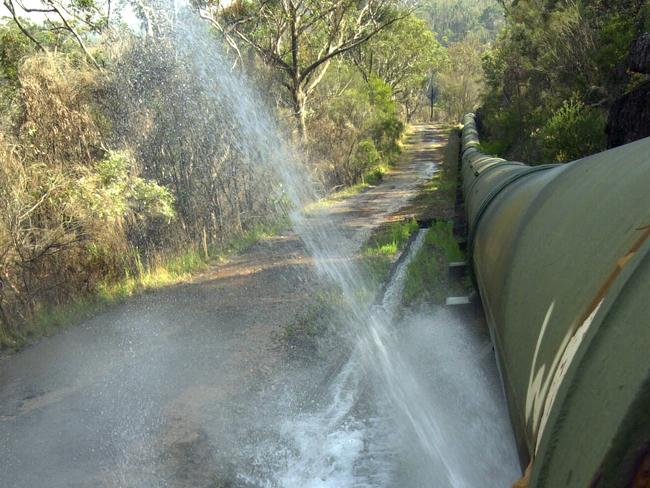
0 126 449 488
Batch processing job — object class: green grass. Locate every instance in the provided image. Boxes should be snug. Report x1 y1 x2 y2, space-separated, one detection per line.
359 218 420 293
402 220 466 306
366 218 420 253
220 220 289 256
0 327 17 350
100 249 208 299
11 247 210 348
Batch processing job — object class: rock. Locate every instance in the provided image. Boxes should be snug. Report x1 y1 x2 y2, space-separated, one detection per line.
606 80 650 148
630 32 650 74
605 33 650 148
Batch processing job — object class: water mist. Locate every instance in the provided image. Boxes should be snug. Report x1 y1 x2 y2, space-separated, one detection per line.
88 6 521 486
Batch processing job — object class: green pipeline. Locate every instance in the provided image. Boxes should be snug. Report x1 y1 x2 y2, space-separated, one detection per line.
461 113 650 487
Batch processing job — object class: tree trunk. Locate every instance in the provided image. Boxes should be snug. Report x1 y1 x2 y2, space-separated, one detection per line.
291 85 307 142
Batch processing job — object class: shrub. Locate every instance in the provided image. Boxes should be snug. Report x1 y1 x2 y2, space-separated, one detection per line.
307 71 404 189
0 53 177 344
537 96 607 162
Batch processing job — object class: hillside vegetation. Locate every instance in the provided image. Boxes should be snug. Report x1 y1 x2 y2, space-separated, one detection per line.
2 0 637 346
480 0 650 162
0 0 454 346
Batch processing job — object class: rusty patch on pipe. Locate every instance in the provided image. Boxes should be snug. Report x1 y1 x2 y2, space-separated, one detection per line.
579 224 650 326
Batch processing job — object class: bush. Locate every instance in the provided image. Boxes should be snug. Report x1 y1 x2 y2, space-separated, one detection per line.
0 53 178 344
364 165 386 185
367 76 404 164
537 96 607 162
307 71 404 190
350 139 389 186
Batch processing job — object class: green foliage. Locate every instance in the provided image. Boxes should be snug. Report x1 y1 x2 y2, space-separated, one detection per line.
478 139 507 157
109 39 286 248
0 45 287 347
593 14 636 86
435 37 486 123
352 138 381 176
309 70 404 188
351 14 447 120
351 138 388 185
479 0 645 162
364 165 386 185
367 75 395 112
0 21 36 84
417 0 502 123
643 1 650 30
211 0 411 138
367 76 404 164
0 1 441 348
537 96 607 162
371 118 404 164
94 151 175 220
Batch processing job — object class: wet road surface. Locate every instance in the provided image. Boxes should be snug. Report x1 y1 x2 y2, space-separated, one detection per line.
0 125 448 487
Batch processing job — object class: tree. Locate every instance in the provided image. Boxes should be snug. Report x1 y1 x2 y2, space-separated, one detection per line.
1 0 110 68
0 53 174 335
420 0 504 44
196 0 413 140
479 0 646 161
436 36 484 123
349 14 447 121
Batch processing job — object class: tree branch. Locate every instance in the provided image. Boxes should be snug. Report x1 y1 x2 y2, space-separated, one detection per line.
299 11 409 83
3 0 45 51
47 0 102 69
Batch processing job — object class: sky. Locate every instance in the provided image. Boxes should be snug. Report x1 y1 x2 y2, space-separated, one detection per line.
0 0 234 24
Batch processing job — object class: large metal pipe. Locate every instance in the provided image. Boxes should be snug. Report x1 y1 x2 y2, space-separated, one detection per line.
461 113 650 487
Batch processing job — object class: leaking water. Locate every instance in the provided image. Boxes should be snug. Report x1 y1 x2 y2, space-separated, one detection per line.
380 230 428 317
118 8 521 484
0 6 521 487
235 227 519 487
243 231 429 488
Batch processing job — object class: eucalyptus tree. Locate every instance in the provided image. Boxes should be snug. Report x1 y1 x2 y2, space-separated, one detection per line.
435 35 484 123
1 0 111 68
349 14 447 121
419 0 503 44
196 0 415 140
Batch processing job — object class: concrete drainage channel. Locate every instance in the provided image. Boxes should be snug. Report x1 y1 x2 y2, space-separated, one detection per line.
444 130 481 315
